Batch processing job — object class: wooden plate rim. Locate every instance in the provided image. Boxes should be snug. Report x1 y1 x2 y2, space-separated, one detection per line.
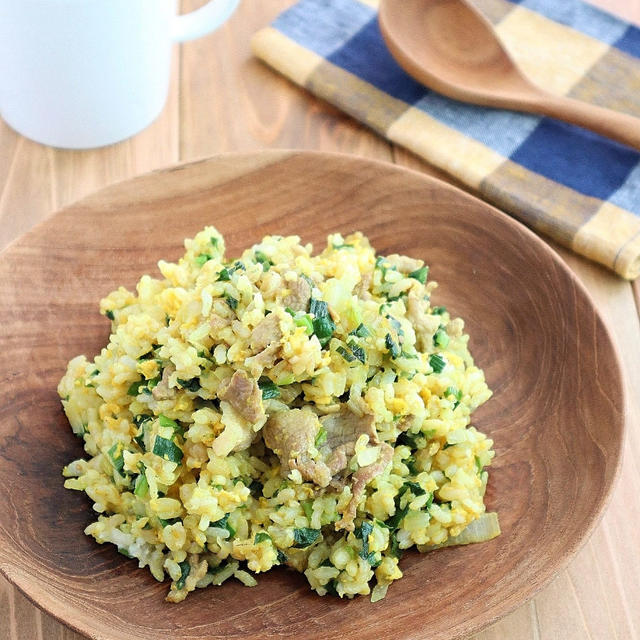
0 150 626 640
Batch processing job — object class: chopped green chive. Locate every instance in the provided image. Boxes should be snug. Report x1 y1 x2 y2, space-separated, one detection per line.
401 481 426 497
429 353 447 373
314 427 327 448
354 521 374 560
432 306 447 315
365 552 381 568
313 317 335 346
396 431 423 450
133 415 152 450
134 468 149 498
405 455 419 475
127 379 146 396
158 414 178 430
300 273 315 288
294 313 314 335
133 413 148 427
105 310 115 320
217 268 230 281
258 377 280 400
375 256 388 277
157 517 181 528
177 377 200 392
292 527 321 548
254 251 272 271
211 513 236 537
387 315 404 336
444 386 459 398
389 532 403 559
385 503 409 530
444 386 462 409
142 375 161 394
107 443 125 475
309 298 325 317
351 323 370 338
336 345 356 363
385 333 401 359
408 266 428 284
176 560 191 590
254 532 271 544
152 436 183 463
347 340 366 364
249 480 263 497
332 242 354 250
224 294 238 310
195 253 212 266
309 299 335 346
325 579 339 597
434 327 449 348
475 456 483 475
210 236 219 248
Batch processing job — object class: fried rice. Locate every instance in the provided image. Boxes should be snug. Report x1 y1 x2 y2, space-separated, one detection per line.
58 227 498 603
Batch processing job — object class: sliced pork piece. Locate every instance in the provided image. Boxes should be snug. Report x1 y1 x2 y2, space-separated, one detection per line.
322 407 378 448
396 414 417 432
152 365 176 400
406 288 441 351
292 455 332 488
354 270 373 300
217 370 264 424
320 407 378 475
326 445 350 476
282 276 311 312
250 313 282 352
210 313 230 335
263 409 332 488
246 342 279 371
386 254 424 274
335 443 394 532
212 400 255 457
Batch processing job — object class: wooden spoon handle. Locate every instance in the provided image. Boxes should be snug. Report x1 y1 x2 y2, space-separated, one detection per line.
529 93 640 152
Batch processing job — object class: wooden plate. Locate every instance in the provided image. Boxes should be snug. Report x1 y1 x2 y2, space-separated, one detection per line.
0 151 624 640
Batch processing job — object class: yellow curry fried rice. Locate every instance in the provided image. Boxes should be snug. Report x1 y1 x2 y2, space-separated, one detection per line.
59 227 498 603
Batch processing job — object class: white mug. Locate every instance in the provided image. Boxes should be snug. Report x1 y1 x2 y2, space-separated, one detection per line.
0 0 240 149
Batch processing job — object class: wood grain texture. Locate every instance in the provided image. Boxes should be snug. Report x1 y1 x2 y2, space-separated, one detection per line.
378 0 640 150
0 0 639 638
0 152 625 640
179 0 392 160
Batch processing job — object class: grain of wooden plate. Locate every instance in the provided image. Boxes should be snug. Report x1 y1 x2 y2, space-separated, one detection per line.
0 151 625 640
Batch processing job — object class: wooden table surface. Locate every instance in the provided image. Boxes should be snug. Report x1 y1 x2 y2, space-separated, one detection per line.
1 1 639 638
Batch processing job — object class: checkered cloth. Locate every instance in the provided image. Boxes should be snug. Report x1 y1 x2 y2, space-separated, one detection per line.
252 0 640 279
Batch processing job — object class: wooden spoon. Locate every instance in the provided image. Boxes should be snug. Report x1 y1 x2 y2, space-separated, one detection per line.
378 0 640 151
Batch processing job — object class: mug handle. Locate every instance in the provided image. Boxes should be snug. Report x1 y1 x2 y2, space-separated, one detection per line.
172 0 241 42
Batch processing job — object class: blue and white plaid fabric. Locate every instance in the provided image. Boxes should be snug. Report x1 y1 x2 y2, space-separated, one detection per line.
253 0 640 278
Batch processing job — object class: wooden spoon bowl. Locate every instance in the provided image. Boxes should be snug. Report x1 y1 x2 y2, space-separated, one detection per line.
378 0 640 150
0 151 624 640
